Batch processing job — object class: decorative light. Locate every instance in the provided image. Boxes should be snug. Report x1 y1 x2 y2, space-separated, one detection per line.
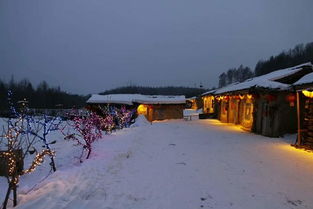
286 93 297 107
23 149 55 174
302 90 313 98
137 104 147 115
247 94 253 100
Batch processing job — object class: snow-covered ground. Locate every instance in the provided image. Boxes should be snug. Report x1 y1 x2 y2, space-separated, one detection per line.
1 118 313 209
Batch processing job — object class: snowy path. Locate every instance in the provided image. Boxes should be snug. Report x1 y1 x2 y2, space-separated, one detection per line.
4 119 313 209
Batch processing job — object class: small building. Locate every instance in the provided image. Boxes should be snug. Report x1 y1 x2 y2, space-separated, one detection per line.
201 90 216 115
186 96 203 110
293 72 313 148
86 94 186 122
212 62 313 137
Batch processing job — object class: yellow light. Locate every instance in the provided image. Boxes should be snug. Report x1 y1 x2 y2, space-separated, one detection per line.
137 104 147 115
247 94 253 100
302 90 313 98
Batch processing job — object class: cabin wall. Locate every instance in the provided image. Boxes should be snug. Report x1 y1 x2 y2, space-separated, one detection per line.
278 95 297 134
217 95 254 131
254 93 297 137
190 99 198 110
203 96 215 114
145 104 184 121
220 100 229 123
240 98 254 131
215 93 296 137
214 99 220 119
228 98 240 124
297 91 313 147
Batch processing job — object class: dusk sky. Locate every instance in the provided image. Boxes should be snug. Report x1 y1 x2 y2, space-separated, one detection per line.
1 0 313 94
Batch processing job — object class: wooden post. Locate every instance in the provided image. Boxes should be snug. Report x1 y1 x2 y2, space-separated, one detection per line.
297 91 301 146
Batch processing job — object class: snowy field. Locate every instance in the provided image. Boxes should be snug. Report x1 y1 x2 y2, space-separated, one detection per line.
1 117 313 209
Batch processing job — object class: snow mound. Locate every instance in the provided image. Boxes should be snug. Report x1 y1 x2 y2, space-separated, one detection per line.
132 115 151 127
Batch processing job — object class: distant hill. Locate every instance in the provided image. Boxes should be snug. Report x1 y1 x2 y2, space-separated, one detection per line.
100 86 209 98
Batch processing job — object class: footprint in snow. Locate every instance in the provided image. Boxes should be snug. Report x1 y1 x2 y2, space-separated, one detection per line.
286 198 304 207
199 194 215 208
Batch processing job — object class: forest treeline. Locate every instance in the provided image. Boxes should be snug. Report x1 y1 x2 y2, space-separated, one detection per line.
0 78 87 113
100 86 207 98
218 65 254 88
218 42 313 87
0 77 207 115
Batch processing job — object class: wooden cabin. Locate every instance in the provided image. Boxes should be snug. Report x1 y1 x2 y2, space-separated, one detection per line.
212 62 313 137
213 92 255 131
202 94 215 114
86 94 186 122
136 103 185 121
186 96 203 110
293 72 313 148
186 97 197 110
200 90 218 119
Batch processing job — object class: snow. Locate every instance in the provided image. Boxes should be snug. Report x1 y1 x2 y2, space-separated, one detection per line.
86 94 140 105
294 72 313 86
87 94 186 105
186 96 197 100
183 109 203 120
1 119 313 209
214 79 289 94
212 62 313 95
130 115 151 127
135 95 186 105
201 89 216 96
266 62 312 81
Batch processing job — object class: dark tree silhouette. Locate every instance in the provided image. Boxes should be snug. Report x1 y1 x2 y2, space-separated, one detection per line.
255 42 313 76
0 78 87 116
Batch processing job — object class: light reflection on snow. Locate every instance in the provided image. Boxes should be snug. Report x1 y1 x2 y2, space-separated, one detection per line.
278 144 313 157
203 119 245 132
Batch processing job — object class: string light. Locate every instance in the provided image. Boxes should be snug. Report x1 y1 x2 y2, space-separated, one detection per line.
23 149 55 174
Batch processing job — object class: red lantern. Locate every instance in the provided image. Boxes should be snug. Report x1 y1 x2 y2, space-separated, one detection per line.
286 93 296 107
233 95 240 100
286 93 296 102
266 94 277 102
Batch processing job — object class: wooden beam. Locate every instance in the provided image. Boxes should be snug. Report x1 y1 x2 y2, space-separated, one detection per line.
297 91 301 146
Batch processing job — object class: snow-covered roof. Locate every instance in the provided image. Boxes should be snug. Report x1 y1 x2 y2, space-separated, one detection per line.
186 96 196 100
294 72 313 86
214 62 313 94
214 79 289 94
86 94 186 105
86 94 139 105
201 89 216 96
135 95 186 104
